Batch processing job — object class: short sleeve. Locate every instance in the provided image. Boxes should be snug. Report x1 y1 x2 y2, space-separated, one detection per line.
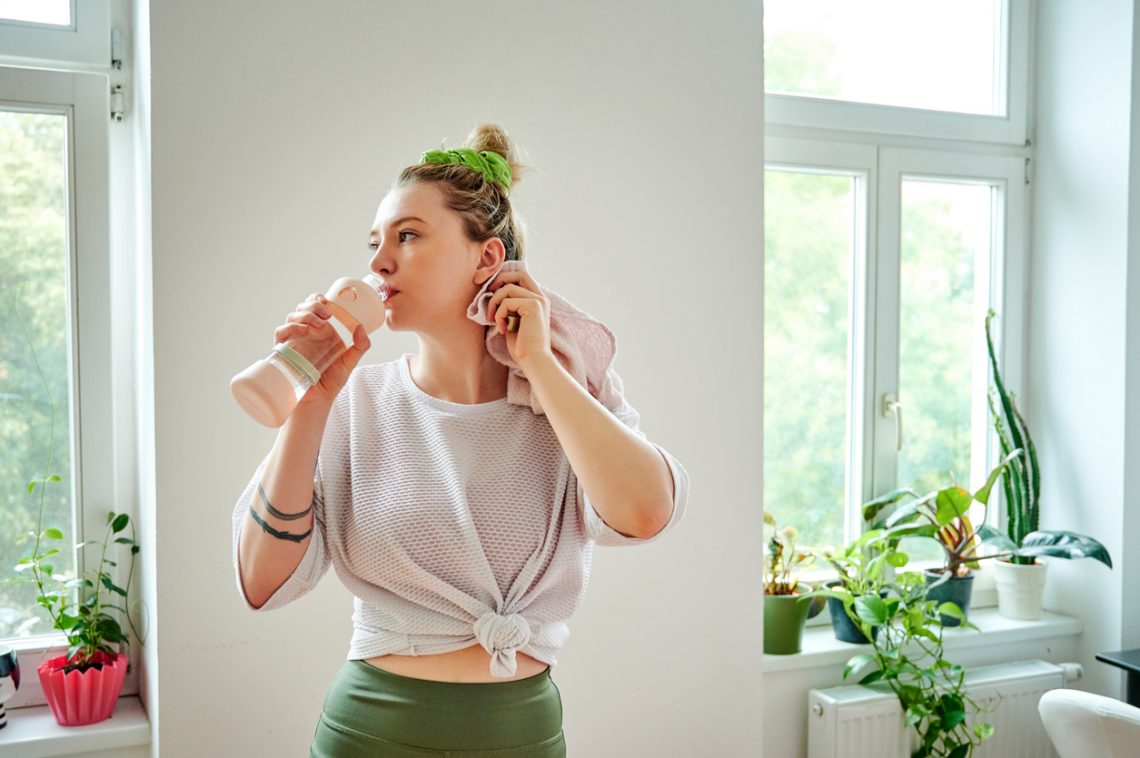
577 393 691 547
232 452 331 611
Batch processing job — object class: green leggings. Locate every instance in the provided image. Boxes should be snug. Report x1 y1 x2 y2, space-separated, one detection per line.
309 659 567 757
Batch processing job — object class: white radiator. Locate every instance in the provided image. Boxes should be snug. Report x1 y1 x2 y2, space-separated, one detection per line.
807 659 1083 758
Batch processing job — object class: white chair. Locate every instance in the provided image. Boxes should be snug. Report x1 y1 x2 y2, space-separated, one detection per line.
1038 688 1140 758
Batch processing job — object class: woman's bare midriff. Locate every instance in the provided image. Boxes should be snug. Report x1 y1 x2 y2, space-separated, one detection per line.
362 645 548 683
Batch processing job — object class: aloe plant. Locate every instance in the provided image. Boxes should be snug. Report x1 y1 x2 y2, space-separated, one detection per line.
981 310 1112 569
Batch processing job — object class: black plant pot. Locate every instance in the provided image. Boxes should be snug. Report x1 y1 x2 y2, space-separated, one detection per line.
924 570 975 627
826 581 883 644
827 596 877 644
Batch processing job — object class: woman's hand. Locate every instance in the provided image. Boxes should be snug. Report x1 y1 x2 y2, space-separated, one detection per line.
485 269 552 367
275 292 371 407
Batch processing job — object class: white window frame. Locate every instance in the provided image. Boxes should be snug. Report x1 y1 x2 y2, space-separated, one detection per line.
765 0 1031 146
764 138 877 545
0 65 137 708
873 148 1028 507
764 137 1029 552
0 0 110 73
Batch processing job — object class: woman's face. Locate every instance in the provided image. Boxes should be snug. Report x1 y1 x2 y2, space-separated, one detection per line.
368 182 500 333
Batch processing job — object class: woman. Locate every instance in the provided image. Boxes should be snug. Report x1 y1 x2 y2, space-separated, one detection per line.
231 124 690 757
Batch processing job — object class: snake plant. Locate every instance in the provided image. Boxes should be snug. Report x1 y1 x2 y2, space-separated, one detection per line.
979 310 1112 569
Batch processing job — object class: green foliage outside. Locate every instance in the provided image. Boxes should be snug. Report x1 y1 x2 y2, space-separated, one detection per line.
764 169 983 553
0 110 76 638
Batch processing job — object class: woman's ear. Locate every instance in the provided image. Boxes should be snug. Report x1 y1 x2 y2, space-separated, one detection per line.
473 237 506 285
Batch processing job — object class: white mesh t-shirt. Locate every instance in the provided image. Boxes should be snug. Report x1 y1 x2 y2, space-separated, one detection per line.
232 352 689 677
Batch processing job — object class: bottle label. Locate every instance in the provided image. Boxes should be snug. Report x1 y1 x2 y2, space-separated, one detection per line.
273 343 321 386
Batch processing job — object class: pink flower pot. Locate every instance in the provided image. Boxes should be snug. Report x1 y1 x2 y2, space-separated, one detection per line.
36 650 127 726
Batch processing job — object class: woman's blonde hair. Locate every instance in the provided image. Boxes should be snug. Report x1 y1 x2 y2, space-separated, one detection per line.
397 123 528 261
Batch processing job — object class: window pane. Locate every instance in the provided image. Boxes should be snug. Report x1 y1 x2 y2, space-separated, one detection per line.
897 179 995 560
0 0 70 26
765 0 1003 116
0 110 77 640
764 170 856 550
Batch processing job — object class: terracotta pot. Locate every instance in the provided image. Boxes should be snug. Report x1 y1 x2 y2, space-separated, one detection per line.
36 650 127 726
993 558 1047 620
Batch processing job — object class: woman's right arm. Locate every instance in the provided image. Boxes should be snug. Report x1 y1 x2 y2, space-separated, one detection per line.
237 396 334 609
236 292 372 609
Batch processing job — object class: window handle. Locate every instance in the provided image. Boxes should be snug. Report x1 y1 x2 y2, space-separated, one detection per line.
882 393 903 451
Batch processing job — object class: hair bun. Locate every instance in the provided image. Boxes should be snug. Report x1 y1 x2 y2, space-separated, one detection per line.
463 124 526 190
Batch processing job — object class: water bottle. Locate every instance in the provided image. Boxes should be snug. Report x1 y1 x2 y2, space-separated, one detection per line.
231 274 386 427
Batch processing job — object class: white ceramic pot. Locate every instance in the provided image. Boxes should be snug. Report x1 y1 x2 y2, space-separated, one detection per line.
993 558 1047 620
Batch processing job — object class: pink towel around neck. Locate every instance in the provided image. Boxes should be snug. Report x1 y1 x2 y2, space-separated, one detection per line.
466 259 626 416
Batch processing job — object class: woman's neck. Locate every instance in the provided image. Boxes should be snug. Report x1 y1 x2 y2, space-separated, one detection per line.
410 338 509 404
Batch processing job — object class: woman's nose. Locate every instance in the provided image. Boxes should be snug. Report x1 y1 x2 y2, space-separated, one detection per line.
369 245 392 275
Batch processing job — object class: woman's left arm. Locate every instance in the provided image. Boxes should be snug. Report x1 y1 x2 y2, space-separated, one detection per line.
518 354 675 538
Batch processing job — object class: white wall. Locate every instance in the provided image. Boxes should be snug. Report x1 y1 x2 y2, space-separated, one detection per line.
147 2 764 756
1029 0 1140 698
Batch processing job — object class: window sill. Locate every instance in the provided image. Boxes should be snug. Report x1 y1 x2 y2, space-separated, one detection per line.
0 695 149 758
763 607 1083 673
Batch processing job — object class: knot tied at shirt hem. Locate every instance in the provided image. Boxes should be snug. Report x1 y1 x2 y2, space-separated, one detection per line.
474 611 531 678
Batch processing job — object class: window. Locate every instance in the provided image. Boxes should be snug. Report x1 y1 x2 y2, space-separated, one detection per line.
0 1 72 27
0 0 108 71
0 9 134 708
762 3 1031 552
764 0 1030 145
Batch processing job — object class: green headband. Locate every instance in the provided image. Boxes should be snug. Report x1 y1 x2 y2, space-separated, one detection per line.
419 147 513 191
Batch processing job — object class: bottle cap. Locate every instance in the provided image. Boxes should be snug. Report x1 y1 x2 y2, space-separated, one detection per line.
231 358 296 428
324 275 386 333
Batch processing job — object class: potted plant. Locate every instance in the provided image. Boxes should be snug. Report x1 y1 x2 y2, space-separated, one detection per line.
863 452 1021 627
813 528 899 644
763 510 823 654
843 567 995 757
981 310 1113 619
9 298 145 726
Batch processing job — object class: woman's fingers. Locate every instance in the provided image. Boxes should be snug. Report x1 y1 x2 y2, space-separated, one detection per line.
487 282 546 314
274 322 310 343
286 309 329 328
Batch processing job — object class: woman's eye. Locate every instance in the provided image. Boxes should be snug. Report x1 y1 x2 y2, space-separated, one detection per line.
399 230 416 242
367 241 379 251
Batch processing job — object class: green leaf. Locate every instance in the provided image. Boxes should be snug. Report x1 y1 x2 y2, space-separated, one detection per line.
912 627 940 644
977 524 1018 553
844 654 875 680
27 481 37 494
112 514 129 533
114 537 135 545
48 474 61 482
948 744 970 758
862 488 920 526
973 449 1022 505
940 693 964 712
44 527 64 540
938 602 966 622
897 684 923 707
935 487 973 525
858 670 884 685
1018 531 1113 568
855 595 889 626
886 551 909 568
974 722 995 740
